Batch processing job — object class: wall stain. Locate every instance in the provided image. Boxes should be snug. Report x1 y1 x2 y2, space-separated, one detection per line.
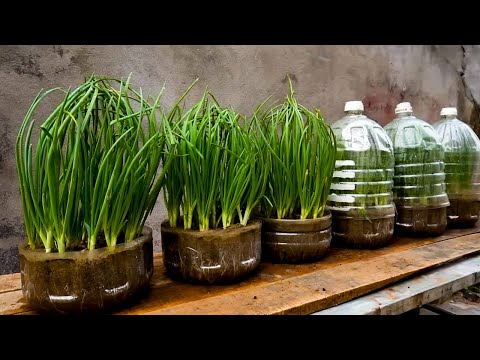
282 73 297 84
362 76 444 126
0 45 22 68
168 46 230 80
0 247 20 275
69 48 92 74
12 54 44 79
362 84 400 126
0 222 25 239
469 102 480 136
0 114 10 171
54 67 67 74
53 45 64 58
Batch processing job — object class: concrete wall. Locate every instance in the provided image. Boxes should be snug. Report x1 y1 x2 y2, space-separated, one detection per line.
1 45 479 274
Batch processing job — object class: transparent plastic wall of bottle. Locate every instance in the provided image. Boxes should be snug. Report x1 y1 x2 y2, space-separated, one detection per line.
383 102 449 207
383 102 449 235
326 100 395 247
328 100 395 211
432 107 480 227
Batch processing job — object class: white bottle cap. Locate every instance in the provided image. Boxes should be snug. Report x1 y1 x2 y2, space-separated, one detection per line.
440 107 458 117
395 102 413 114
344 101 364 112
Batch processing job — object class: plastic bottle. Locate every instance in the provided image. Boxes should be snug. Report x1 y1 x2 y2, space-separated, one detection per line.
327 100 396 247
432 107 480 227
384 102 449 236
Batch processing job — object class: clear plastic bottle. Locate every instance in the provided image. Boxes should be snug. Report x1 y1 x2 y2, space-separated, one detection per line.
432 107 480 227
384 102 449 236
327 100 396 248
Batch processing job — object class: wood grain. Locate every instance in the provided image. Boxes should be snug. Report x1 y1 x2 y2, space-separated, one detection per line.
313 254 480 315
0 273 21 294
139 233 480 314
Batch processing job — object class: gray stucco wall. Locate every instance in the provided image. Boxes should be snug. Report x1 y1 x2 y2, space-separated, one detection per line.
1 45 479 274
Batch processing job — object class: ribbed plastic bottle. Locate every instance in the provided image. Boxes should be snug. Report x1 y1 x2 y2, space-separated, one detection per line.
432 107 480 227
384 102 449 236
327 100 396 248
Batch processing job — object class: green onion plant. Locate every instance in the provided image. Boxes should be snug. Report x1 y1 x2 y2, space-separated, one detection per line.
162 85 268 230
16 74 167 253
258 78 337 219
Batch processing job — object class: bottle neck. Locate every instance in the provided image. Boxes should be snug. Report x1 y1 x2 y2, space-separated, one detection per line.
345 110 363 116
396 111 413 118
440 115 456 120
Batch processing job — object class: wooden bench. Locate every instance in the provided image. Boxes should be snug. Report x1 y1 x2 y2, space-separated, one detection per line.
1 225 480 315
314 253 480 315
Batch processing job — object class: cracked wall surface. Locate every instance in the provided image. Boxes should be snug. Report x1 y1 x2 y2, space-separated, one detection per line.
0 45 479 274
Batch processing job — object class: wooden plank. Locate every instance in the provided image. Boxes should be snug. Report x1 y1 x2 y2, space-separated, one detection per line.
136 232 480 314
0 273 21 294
1 226 479 315
119 226 480 314
313 254 480 315
0 290 29 315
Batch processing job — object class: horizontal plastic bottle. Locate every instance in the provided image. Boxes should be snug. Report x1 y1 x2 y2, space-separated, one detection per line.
327 100 395 248
384 102 449 236
432 107 480 227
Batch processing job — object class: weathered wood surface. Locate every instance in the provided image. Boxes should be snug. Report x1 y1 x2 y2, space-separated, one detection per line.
1 226 480 315
0 273 21 294
313 254 480 315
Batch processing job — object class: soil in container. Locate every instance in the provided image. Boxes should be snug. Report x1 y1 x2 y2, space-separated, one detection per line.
161 220 261 285
395 205 447 236
261 210 332 263
19 227 153 314
447 198 480 228
330 205 395 248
